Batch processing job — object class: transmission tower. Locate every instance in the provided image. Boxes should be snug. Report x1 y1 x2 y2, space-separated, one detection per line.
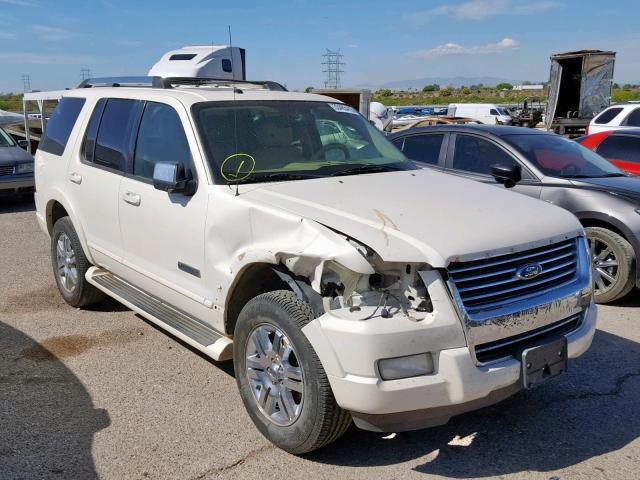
80 68 92 81
21 74 32 93
322 49 345 89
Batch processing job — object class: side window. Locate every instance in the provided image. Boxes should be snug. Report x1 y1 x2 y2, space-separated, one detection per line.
594 107 623 124
39 97 86 156
93 99 141 171
623 108 640 127
452 134 519 175
401 134 444 166
222 58 232 73
489 108 499 116
133 102 191 180
596 135 640 163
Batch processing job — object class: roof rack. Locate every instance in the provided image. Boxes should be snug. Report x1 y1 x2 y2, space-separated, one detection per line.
77 76 287 92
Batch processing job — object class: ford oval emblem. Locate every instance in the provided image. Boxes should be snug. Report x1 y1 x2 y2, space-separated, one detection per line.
516 263 543 280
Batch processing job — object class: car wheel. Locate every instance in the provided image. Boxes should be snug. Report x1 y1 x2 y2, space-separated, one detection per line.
233 290 351 454
51 217 105 307
585 227 635 303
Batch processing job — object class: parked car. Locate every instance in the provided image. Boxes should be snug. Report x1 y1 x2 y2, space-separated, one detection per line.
389 124 640 303
0 126 34 198
35 78 596 454
579 129 640 175
588 103 640 135
447 103 512 125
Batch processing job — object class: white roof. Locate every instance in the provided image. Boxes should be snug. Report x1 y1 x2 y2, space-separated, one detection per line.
54 86 342 108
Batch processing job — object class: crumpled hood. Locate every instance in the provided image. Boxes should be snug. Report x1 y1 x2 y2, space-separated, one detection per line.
242 168 583 267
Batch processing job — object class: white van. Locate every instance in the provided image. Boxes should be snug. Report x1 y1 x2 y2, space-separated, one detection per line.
448 103 512 125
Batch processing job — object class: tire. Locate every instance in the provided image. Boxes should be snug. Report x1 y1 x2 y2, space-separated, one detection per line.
51 216 105 308
233 290 351 454
585 227 636 304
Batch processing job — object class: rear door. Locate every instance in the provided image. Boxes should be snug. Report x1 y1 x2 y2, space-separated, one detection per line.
545 61 562 129
66 97 142 268
391 132 448 170
444 133 542 198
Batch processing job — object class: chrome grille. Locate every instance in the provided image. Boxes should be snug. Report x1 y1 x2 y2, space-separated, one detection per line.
448 239 578 313
0 165 14 176
474 314 582 364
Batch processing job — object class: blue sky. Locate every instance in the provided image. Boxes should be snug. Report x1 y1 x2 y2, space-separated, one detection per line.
0 0 638 92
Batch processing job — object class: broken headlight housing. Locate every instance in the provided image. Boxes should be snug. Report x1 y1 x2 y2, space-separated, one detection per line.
320 239 433 320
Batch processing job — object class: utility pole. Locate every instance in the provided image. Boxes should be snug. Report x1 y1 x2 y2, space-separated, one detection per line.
21 74 32 93
80 68 92 81
322 49 345 89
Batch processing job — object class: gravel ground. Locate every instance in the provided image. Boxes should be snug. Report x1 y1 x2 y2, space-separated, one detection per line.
1 197 639 480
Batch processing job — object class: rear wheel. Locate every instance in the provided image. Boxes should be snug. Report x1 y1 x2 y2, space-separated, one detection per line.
233 290 351 454
51 217 105 307
585 227 635 303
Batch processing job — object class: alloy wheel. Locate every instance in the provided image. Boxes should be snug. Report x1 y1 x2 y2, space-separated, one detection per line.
245 323 304 426
56 232 79 293
588 236 619 295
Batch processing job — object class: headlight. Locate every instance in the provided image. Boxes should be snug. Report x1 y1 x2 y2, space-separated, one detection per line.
16 163 34 174
378 353 434 380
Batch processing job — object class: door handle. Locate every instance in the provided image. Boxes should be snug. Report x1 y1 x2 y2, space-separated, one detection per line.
122 191 141 206
69 172 82 184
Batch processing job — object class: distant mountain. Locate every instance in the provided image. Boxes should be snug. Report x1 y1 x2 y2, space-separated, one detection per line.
357 76 526 90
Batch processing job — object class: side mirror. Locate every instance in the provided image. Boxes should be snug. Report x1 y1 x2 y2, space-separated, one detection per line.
491 163 522 188
17 139 29 149
153 162 194 195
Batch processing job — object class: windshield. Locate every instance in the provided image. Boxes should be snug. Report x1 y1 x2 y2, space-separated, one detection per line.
0 127 16 147
505 134 624 178
193 100 413 183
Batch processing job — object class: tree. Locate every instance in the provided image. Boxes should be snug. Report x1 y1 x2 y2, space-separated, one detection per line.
422 84 440 92
612 83 620 90
304 86 314 93
461 87 472 95
440 87 453 97
379 88 393 97
496 82 513 90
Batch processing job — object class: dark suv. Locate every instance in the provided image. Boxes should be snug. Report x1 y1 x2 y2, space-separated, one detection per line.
0 126 34 198
389 125 640 303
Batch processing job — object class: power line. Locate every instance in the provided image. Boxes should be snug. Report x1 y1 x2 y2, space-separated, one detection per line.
21 74 32 93
322 49 345 89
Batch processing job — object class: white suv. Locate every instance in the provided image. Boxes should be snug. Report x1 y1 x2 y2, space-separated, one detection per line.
35 77 597 453
588 102 640 134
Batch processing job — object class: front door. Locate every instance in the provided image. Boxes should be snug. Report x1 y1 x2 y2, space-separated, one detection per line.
118 99 210 318
446 133 542 199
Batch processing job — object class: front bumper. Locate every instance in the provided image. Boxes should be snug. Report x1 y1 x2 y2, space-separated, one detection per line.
0 174 34 194
302 268 597 432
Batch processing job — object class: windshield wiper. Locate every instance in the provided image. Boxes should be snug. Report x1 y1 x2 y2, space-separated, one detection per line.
330 164 406 177
240 172 321 184
566 173 627 179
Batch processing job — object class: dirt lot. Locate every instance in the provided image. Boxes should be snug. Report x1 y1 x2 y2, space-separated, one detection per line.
1 197 639 480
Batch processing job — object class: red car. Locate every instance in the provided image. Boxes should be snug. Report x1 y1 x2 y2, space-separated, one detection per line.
579 129 640 175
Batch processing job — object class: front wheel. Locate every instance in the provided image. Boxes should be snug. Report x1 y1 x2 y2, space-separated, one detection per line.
585 227 636 303
233 290 351 454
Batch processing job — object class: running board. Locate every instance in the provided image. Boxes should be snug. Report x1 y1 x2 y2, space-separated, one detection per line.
86 267 233 361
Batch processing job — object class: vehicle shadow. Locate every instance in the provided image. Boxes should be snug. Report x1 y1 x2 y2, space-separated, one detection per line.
0 321 110 479
610 289 640 308
0 195 35 214
308 329 640 477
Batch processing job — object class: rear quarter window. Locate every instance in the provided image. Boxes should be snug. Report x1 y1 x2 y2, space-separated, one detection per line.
39 97 86 156
594 107 623 125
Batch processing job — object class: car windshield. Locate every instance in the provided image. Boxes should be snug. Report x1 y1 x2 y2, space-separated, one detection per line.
505 134 624 178
193 100 413 183
0 127 16 147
